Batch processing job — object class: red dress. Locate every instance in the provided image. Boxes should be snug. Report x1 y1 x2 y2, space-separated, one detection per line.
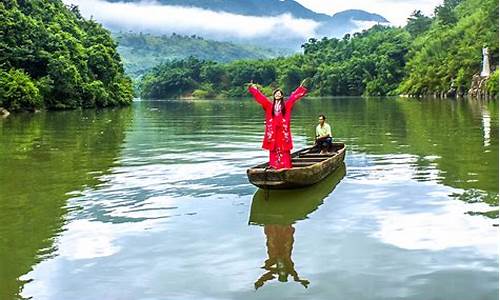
248 85 308 169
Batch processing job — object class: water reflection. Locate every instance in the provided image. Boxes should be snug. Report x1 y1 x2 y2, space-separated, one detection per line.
0 108 132 300
249 165 346 289
1 97 497 300
254 224 309 289
482 106 491 147
291 97 498 195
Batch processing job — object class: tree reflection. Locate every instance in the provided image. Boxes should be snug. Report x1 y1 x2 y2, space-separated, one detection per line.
0 107 133 300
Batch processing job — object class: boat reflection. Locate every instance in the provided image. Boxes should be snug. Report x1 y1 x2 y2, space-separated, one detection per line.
249 164 346 290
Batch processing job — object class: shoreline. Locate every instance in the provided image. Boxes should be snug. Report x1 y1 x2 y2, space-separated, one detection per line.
3 94 498 115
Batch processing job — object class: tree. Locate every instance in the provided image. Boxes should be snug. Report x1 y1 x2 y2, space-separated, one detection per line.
434 0 462 25
0 69 42 111
0 0 133 111
406 10 432 37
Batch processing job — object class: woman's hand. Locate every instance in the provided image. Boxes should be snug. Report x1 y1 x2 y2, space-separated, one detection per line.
300 78 311 88
300 78 311 89
247 80 258 89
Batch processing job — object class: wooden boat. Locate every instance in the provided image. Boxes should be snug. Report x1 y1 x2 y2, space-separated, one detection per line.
247 142 346 189
249 164 346 225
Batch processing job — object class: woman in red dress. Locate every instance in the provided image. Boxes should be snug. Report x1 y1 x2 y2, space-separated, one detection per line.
248 80 308 169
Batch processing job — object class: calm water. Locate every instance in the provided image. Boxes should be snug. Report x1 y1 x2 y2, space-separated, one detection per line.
0 97 498 300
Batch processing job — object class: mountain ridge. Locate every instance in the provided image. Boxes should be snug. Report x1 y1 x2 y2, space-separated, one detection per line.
106 0 387 22
97 0 389 49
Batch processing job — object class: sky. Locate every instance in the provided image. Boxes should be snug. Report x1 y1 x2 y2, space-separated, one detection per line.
295 0 443 25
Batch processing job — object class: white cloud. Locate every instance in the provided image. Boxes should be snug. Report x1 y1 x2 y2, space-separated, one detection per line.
374 200 497 257
350 20 383 34
63 0 320 40
295 0 444 26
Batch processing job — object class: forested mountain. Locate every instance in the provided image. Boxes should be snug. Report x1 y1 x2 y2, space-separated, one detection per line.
114 32 290 78
398 0 499 97
138 0 499 99
139 25 410 99
0 0 133 111
103 1 387 80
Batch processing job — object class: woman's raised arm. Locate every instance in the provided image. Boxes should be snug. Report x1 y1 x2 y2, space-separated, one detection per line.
286 85 308 109
248 84 271 109
286 79 310 109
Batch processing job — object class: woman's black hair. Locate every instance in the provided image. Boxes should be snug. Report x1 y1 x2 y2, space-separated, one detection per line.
272 88 286 116
318 114 326 120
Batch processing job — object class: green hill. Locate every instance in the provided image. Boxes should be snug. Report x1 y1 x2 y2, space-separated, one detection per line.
0 0 133 112
398 0 499 97
138 25 412 99
114 32 290 78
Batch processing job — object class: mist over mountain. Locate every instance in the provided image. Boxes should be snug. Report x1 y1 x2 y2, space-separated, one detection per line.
66 0 389 49
107 0 334 20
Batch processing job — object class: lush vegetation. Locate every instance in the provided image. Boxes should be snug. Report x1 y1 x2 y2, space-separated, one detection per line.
398 0 499 96
140 26 411 99
0 0 133 112
115 32 290 78
139 0 498 99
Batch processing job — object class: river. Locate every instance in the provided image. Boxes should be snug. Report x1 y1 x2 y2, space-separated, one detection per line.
0 97 498 300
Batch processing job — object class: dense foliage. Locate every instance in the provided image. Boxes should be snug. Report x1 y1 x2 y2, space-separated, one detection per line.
140 25 411 99
398 0 499 96
301 26 410 96
114 32 289 78
0 0 133 111
139 0 498 99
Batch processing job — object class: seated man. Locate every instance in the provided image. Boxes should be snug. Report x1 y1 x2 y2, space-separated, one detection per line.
315 114 333 154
